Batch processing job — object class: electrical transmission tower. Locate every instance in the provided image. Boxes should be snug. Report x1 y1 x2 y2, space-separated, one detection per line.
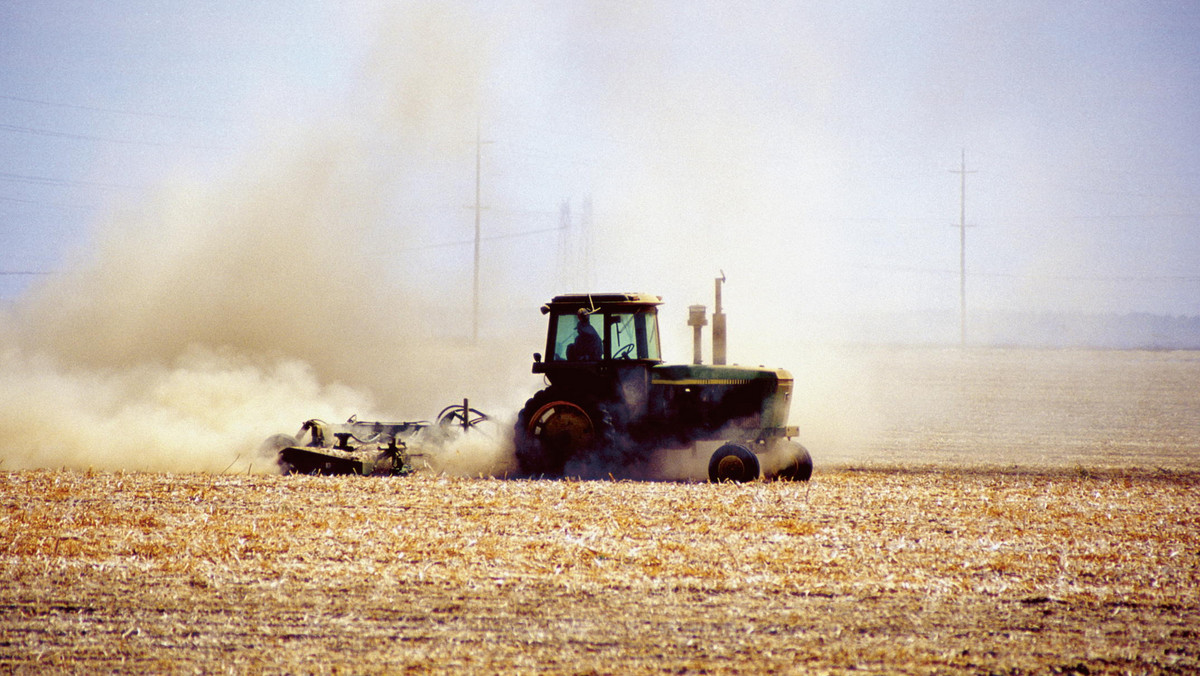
555 200 572 289
578 196 594 289
555 196 594 291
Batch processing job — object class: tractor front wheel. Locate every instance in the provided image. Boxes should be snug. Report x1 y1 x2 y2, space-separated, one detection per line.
708 443 760 483
769 441 813 481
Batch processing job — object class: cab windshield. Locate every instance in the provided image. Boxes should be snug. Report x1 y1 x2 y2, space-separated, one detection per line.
607 311 660 361
549 308 661 362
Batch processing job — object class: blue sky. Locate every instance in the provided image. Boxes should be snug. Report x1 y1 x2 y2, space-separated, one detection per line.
2 1 1199 342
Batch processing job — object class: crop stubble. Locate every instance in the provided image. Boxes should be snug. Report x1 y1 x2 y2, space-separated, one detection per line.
817 348 1200 469
1 468 1197 674
2 348 1198 673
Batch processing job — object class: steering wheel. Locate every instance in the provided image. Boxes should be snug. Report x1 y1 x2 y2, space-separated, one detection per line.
614 343 635 359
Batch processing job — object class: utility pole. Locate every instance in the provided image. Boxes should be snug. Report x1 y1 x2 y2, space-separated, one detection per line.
950 149 976 347
472 121 491 343
473 122 481 343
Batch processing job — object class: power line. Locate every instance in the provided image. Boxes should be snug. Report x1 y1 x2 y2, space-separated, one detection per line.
363 226 566 256
0 122 225 151
0 195 93 210
0 171 137 190
0 94 196 120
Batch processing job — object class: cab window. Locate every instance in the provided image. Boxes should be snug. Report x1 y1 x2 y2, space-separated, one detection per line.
608 311 661 361
550 312 603 361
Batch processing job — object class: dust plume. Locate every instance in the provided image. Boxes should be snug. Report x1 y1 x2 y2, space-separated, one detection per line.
0 346 372 472
0 4 522 474
413 420 519 478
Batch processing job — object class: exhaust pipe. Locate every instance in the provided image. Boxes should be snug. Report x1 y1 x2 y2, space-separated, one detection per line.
713 273 727 365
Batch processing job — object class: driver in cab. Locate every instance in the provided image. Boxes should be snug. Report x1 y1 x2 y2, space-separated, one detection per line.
566 308 602 360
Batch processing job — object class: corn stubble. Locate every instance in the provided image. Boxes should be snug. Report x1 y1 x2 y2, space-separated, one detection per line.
1 468 1196 674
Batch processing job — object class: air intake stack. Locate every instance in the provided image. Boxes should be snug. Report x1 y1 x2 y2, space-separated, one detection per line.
687 304 708 365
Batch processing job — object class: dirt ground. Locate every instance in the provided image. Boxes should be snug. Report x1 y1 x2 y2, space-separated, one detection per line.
2 348 1198 674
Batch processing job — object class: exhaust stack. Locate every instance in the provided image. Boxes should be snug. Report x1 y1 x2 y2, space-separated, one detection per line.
713 273 727 365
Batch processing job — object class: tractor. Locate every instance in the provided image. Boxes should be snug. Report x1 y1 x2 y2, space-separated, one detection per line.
513 291 812 482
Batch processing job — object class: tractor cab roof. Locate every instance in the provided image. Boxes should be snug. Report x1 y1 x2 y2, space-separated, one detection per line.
541 292 663 315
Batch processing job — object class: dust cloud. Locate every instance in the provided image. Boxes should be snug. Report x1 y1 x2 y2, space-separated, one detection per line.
413 420 519 478
0 5 526 474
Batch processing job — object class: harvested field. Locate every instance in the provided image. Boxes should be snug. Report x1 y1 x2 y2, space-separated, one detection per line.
795 348 1200 471
2 348 1198 673
1 468 1198 674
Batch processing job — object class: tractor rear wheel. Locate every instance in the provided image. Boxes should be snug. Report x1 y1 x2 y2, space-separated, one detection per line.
514 388 612 477
708 443 760 483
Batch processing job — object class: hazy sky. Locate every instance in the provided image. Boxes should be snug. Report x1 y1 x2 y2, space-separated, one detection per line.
2 1 1199 332
1 1 1199 472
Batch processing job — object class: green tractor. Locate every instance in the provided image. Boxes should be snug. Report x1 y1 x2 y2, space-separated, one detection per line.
513 292 812 482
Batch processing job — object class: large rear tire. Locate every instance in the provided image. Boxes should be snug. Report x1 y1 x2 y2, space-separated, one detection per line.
514 388 612 477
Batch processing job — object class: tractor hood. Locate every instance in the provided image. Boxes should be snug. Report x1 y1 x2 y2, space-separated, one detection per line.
650 363 795 435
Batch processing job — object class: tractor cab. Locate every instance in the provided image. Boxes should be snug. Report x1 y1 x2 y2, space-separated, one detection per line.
533 293 664 378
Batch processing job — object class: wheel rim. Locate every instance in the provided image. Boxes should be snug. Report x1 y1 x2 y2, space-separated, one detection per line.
716 454 745 481
528 400 595 454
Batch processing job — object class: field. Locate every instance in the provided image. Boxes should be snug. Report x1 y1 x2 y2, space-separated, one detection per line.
792 347 1200 472
2 348 1198 674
